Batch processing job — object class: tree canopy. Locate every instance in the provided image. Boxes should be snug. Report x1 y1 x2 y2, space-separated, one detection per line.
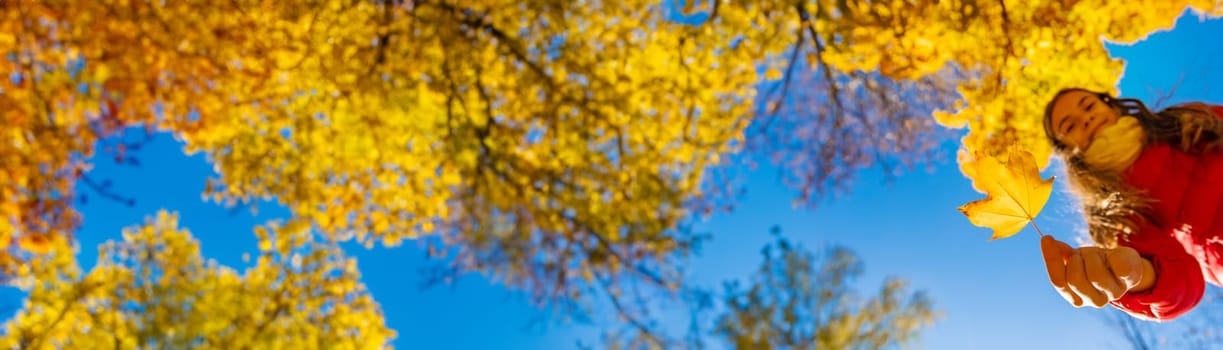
713 234 936 350
2 0 1220 347
602 230 937 350
0 212 393 349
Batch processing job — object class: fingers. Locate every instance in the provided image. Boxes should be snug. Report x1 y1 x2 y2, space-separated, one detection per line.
1041 237 1148 309
1106 247 1144 290
1041 236 1082 307
1041 235 1073 286
1081 247 1125 301
1066 253 1109 307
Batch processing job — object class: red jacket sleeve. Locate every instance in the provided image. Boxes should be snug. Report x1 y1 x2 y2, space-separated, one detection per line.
1108 220 1206 321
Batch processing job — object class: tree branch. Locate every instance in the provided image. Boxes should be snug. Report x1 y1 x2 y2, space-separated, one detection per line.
80 174 136 207
798 6 846 121
763 22 807 117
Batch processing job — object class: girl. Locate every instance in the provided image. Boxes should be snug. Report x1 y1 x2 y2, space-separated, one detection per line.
1040 87 1223 321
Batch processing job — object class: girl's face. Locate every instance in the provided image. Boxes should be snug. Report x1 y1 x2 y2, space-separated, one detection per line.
1048 90 1122 151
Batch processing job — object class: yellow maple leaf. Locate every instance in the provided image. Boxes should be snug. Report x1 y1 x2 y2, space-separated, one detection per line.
957 148 1054 240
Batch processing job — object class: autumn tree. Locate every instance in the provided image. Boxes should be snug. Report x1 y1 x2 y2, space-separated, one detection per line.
5 0 1223 345
681 0 1222 187
714 234 935 349
1 0 953 327
600 229 937 350
0 211 394 349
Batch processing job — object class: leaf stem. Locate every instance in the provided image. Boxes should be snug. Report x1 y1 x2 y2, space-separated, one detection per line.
1029 221 1045 237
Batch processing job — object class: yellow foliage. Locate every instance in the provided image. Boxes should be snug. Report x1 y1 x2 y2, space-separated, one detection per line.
2 0 1222 345
908 1 1222 175
0 1 773 326
0 211 394 349
15 234 59 255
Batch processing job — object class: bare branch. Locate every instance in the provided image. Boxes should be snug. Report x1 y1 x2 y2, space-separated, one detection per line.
79 175 136 207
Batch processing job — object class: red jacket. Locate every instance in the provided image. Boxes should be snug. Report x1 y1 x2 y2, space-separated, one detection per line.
1110 105 1223 321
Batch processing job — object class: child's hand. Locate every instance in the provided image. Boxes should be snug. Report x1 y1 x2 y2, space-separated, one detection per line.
1040 235 1156 308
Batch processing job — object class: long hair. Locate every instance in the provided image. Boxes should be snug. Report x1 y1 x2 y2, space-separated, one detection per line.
1043 88 1221 247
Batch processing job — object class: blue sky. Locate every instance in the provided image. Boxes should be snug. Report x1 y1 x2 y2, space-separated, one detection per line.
3 7 1221 350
